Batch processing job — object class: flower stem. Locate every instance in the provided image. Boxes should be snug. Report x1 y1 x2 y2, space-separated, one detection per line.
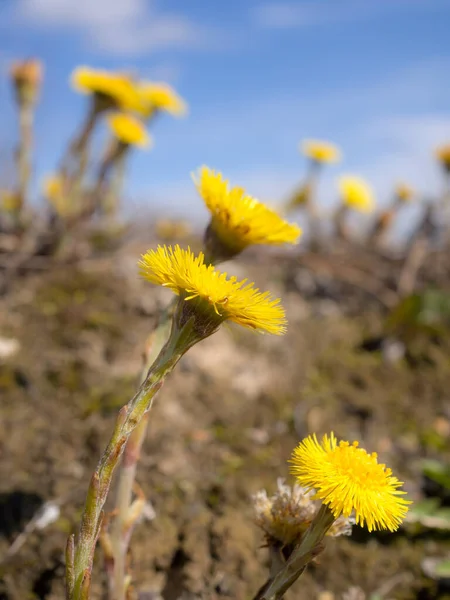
16 103 33 216
110 411 149 600
68 311 197 599
259 504 335 600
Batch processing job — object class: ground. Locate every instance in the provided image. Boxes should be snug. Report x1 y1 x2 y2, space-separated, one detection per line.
0 241 449 600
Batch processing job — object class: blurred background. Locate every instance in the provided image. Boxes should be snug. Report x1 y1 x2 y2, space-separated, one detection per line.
1 0 450 222
1 2 450 600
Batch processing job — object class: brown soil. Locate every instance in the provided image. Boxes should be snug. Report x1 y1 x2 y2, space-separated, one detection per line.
0 243 449 600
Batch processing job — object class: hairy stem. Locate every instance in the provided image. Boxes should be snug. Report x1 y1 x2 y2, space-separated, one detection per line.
69 313 197 599
259 505 335 600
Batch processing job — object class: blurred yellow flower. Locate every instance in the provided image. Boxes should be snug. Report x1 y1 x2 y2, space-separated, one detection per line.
287 182 312 209
301 139 342 164
155 218 191 241
0 190 22 213
194 166 301 253
43 174 71 217
10 58 43 105
435 144 450 172
338 175 375 213
44 174 63 201
395 182 414 202
290 433 411 532
107 112 151 148
138 82 187 118
139 245 287 335
71 67 141 112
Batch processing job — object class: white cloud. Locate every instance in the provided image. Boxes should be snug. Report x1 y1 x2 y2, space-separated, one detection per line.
16 0 217 56
253 0 449 29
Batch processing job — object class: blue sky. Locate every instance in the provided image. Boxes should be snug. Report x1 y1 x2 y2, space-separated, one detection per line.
1 0 450 225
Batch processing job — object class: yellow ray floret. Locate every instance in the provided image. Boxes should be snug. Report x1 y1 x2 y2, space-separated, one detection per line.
139 245 287 335
107 112 151 148
194 167 301 251
71 67 141 111
301 139 342 164
338 175 375 213
290 433 411 532
137 82 187 118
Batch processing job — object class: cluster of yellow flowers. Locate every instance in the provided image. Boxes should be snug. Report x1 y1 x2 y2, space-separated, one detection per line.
71 66 187 149
138 166 410 540
139 166 300 335
297 139 421 217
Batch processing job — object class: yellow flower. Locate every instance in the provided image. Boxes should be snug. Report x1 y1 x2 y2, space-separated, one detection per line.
10 58 43 105
1 190 22 213
43 174 72 217
71 67 141 112
395 182 414 202
107 112 151 148
301 139 342 164
44 174 64 201
137 82 187 118
435 144 450 171
194 166 301 254
155 218 191 241
139 245 287 335
290 433 411 532
338 175 375 213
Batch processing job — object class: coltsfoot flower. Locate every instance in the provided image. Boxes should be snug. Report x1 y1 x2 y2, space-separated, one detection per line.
253 478 354 547
43 174 68 216
137 82 187 118
338 176 375 213
301 139 342 164
1 190 22 213
395 182 414 202
71 67 141 112
155 218 191 241
194 166 301 259
107 112 151 148
435 144 450 172
10 58 43 105
290 433 411 532
139 245 286 336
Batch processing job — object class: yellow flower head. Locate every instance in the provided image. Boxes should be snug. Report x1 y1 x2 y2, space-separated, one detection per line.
137 82 187 118
395 182 414 202
44 174 63 201
10 58 43 105
338 175 375 213
290 433 411 532
301 139 342 164
435 144 450 172
139 245 287 335
43 174 72 217
1 190 22 213
155 218 191 241
71 67 141 112
194 167 301 255
107 112 151 148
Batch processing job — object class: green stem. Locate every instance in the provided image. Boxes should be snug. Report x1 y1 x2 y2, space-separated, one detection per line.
259 505 335 600
107 258 219 598
70 312 197 599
